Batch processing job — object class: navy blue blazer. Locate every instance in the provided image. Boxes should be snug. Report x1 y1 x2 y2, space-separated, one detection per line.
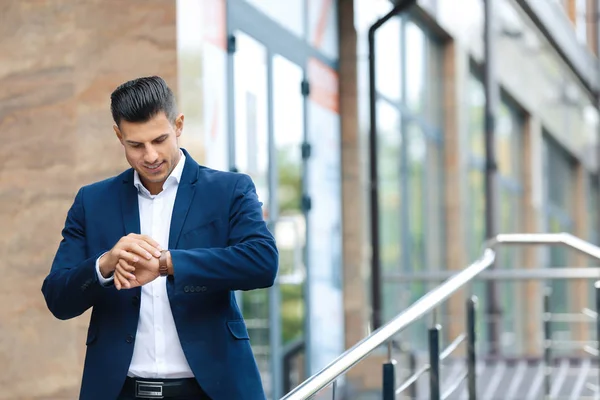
42 149 278 400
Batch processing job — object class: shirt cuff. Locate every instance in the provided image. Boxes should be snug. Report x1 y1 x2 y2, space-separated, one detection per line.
95 252 114 286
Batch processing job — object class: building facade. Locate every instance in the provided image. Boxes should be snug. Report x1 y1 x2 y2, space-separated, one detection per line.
2 0 600 398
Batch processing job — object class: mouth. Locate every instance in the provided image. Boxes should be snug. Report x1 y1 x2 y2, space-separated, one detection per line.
143 162 164 174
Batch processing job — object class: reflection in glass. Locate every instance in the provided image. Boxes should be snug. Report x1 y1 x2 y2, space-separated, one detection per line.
497 101 523 179
468 169 486 260
234 32 270 216
405 21 426 113
246 0 304 38
377 99 402 322
589 175 599 247
273 54 306 346
425 34 444 127
406 124 428 349
375 17 401 101
426 139 444 272
543 135 576 342
468 74 485 159
408 124 426 281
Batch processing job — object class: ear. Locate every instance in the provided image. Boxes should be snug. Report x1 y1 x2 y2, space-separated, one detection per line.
114 124 124 145
174 113 184 138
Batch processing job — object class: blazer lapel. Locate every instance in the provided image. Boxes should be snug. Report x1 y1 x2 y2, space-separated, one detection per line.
169 150 199 249
121 169 141 235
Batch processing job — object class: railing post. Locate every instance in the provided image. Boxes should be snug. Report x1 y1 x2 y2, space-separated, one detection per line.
383 341 396 400
382 361 396 400
409 351 417 399
594 281 600 393
429 325 441 400
467 296 478 400
543 287 552 399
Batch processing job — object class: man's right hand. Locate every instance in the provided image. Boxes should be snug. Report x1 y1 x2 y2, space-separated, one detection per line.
99 234 162 280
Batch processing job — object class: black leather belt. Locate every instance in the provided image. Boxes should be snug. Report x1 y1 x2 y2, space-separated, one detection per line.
121 377 210 399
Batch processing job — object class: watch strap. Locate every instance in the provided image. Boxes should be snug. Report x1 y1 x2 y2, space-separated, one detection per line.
159 250 169 276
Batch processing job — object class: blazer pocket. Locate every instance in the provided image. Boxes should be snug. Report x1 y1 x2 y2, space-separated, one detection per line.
226 320 250 340
180 218 224 248
86 324 98 346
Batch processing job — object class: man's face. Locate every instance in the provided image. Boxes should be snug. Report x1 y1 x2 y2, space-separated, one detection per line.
114 112 184 194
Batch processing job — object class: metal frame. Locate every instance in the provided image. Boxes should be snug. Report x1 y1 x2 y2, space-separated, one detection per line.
226 1 342 397
281 233 600 400
370 0 451 330
483 0 501 351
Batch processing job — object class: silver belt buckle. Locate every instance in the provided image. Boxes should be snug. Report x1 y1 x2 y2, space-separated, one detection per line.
136 380 164 398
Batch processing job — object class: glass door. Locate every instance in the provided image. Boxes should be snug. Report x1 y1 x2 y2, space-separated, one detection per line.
230 30 307 400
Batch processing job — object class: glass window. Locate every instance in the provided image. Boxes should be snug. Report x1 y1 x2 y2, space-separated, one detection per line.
378 100 402 275
542 134 576 338
425 32 444 128
405 21 426 114
375 17 401 102
246 0 304 38
467 75 527 353
373 18 445 336
377 100 403 322
589 175 599 246
308 0 338 58
407 124 426 279
468 74 486 160
496 101 523 180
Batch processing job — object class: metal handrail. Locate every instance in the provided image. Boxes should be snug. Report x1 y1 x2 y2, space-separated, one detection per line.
386 267 600 282
280 233 600 400
281 249 496 399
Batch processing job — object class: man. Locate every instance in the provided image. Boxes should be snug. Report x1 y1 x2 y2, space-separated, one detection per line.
42 76 278 400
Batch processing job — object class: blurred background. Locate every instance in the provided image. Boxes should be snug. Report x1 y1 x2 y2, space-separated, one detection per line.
2 0 600 399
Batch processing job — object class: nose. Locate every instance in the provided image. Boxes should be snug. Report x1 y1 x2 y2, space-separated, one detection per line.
144 146 159 164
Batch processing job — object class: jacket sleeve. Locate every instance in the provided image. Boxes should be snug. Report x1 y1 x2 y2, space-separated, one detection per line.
41 187 107 320
169 174 278 293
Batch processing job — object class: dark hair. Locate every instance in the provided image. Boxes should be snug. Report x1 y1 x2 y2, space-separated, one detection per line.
110 76 177 126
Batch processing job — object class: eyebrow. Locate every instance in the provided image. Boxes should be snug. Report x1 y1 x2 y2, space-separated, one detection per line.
126 133 169 146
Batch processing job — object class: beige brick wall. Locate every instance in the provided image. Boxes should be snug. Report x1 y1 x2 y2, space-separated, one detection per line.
0 1 177 398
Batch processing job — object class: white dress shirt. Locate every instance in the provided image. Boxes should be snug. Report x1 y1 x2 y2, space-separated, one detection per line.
96 152 194 378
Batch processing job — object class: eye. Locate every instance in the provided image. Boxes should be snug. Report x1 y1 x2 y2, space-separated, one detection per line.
130 143 142 148
155 136 167 143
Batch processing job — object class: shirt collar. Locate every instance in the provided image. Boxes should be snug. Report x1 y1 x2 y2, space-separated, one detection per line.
133 150 186 195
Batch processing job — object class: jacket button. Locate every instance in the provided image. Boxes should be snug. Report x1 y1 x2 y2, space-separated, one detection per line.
199 286 206 292
126 334 134 344
190 286 196 293
184 286 190 293
132 296 140 306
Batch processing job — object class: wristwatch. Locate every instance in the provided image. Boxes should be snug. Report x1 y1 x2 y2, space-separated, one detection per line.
159 250 170 277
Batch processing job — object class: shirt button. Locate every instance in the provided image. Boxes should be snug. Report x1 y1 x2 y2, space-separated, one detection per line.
126 334 134 344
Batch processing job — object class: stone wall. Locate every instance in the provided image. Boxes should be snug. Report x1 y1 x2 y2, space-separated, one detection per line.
0 1 177 398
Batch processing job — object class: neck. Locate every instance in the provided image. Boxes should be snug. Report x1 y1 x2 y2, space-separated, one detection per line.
143 179 164 195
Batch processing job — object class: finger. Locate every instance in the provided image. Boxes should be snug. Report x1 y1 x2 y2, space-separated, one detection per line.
114 268 131 289
136 240 162 259
117 249 141 265
117 259 136 281
114 271 128 290
123 242 155 260
139 235 162 251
